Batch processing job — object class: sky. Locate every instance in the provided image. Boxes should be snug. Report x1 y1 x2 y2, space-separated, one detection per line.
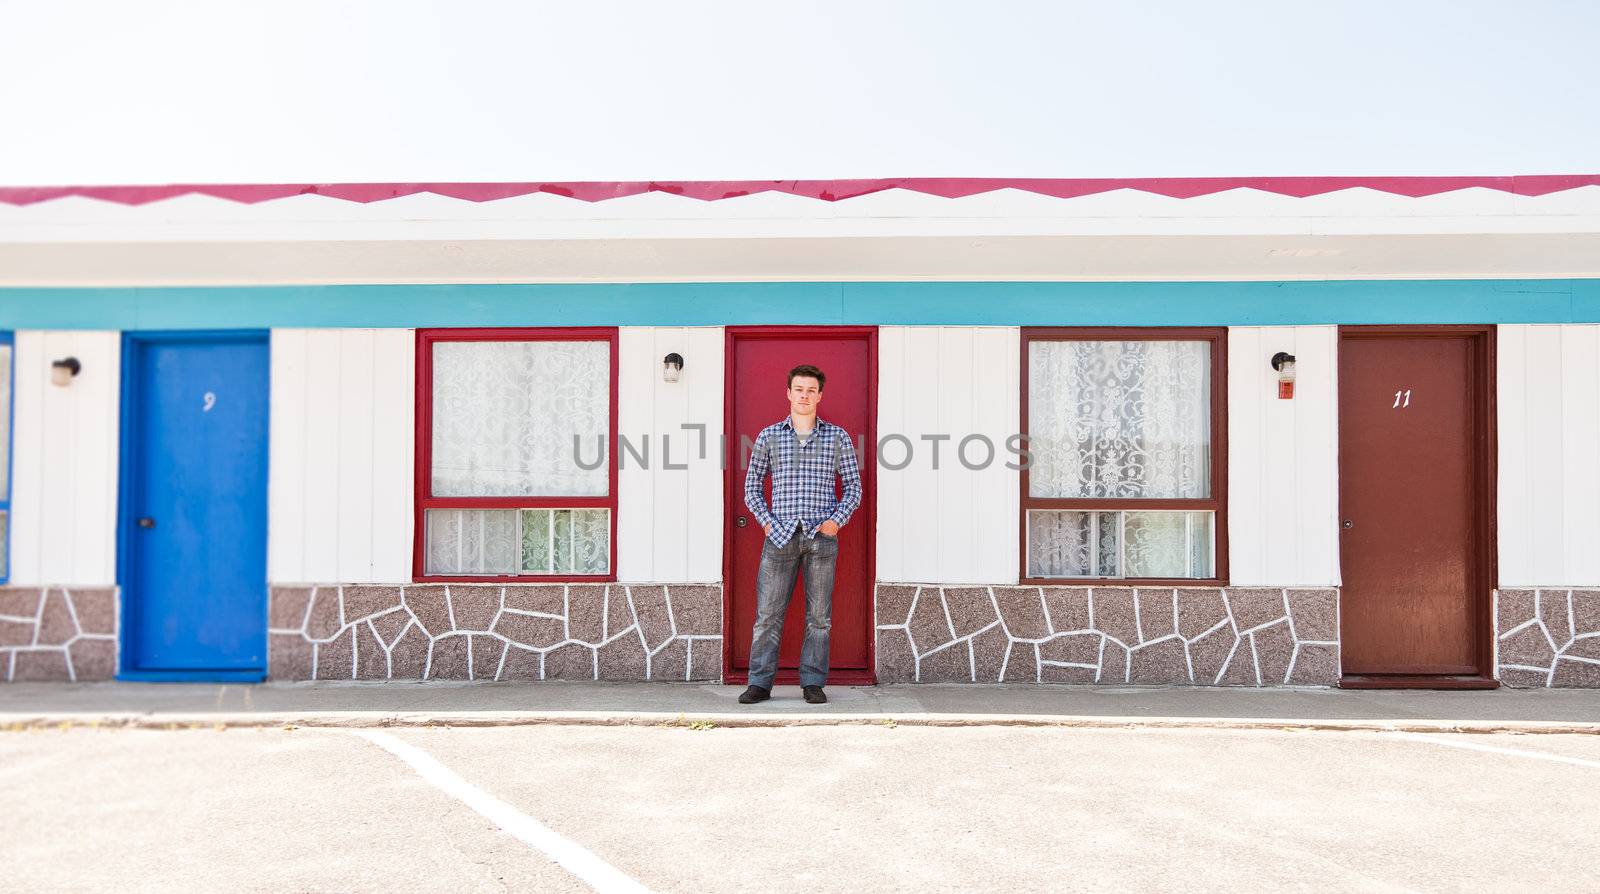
0 1 1595 185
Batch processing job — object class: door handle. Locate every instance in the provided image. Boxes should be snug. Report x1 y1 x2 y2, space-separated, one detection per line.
137 517 156 529
1341 519 1353 530
735 516 748 528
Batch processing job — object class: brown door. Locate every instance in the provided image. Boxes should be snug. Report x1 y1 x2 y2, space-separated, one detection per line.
724 328 875 685
1337 327 1495 682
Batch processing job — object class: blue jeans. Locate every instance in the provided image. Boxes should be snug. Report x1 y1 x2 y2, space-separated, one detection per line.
747 529 838 689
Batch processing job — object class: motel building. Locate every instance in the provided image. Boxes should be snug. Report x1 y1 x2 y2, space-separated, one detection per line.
2 175 1600 692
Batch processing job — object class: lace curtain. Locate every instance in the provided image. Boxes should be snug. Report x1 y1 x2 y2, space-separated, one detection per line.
1027 510 1213 579
426 509 610 575
431 341 609 497
1028 340 1211 499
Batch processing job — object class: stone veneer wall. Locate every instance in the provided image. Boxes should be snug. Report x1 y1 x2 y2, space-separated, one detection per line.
1495 589 1600 687
0 587 118 682
875 585 1340 686
268 584 722 682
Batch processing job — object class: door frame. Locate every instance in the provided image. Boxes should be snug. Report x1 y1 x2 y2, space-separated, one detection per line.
721 326 878 685
1336 324 1498 687
116 329 271 682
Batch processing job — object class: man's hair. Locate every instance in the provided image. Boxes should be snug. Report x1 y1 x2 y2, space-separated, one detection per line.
787 364 826 391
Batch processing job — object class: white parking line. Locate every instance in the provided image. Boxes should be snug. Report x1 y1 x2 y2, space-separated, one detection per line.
1393 733 1600 770
353 730 654 894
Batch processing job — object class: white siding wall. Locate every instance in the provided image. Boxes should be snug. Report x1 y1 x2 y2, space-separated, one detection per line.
268 329 414 584
616 327 724 582
877 327 1020 584
1498 324 1600 586
8 331 121 586
1227 326 1341 587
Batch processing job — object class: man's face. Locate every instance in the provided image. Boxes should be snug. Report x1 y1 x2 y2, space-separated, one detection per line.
787 375 822 417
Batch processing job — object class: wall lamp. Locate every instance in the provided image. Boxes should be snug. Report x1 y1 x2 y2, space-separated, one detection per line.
1270 352 1296 400
663 352 684 384
50 357 81 387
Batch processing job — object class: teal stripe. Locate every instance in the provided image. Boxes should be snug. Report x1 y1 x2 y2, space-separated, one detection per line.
1 279 1597 329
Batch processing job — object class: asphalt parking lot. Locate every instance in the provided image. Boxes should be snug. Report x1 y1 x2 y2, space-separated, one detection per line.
4 721 1598 892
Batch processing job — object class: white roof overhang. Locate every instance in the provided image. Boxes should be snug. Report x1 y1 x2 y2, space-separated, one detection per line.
2 183 1599 285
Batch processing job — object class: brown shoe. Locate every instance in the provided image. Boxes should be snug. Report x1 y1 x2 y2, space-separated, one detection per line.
737 685 771 704
802 686 827 704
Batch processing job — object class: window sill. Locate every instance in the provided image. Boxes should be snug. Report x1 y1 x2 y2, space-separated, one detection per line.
1018 577 1231 588
413 574 617 584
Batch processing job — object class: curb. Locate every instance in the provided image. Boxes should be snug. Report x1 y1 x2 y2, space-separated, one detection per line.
4 711 1599 735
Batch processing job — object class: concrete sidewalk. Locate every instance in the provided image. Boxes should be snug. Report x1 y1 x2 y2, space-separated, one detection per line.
3 681 1599 733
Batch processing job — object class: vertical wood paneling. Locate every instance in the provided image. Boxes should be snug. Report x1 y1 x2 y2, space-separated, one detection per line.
1499 324 1600 585
971 328 1020 582
1560 326 1600 582
1295 327 1340 584
1259 332 1299 584
298 330 342 580
1495 326 1531 584
936 329 976 576
368 331 415 582
615 328 655 581
1522 326 1566 580
1227 326 1340 587
1226 328 1265 584
898 328 942 577
651 328 691 581
874 328 906 582
9 331 121 586
268 328 415 584
876 326 1020 584
615 326 724 582
683 327 725 581
336 330 375 579
268 330 308 582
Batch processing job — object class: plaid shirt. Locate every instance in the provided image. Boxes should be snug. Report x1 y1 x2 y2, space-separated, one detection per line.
744 416 863 547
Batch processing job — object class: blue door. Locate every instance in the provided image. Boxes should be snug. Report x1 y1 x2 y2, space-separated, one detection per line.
121 332 269 680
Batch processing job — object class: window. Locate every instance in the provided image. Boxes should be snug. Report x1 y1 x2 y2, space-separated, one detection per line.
1021 328 1226 583
415 329 617 581
0 332 10 582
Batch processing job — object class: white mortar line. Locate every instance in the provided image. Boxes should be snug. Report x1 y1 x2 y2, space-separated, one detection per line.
1392 733 1600 770
1497 617 1539 639
63 589 83 638
30 589 46 646
300 587 317 633
938 589 957 641
353 730 654 893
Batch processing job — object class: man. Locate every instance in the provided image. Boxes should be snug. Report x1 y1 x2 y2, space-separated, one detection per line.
738 364 863 705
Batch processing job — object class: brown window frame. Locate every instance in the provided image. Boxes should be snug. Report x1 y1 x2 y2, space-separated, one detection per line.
1019 327 1229 587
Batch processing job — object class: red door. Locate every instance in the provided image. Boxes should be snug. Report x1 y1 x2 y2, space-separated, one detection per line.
1337 327 1496 685
724 328 876 685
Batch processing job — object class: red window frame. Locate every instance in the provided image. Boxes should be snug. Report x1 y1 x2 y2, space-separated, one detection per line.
413 327 619 583
1019 326 1229 587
